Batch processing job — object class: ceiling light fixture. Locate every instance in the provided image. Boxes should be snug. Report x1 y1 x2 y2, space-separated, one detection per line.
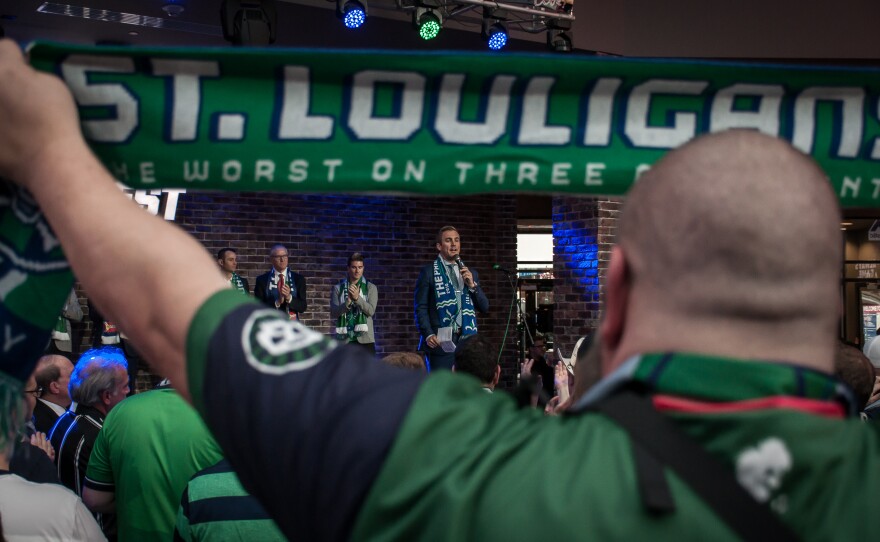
161 3 184 17
485 22 508 51
414 8 442 41
547 29 572 52
337 0 367 29
546 18 573 53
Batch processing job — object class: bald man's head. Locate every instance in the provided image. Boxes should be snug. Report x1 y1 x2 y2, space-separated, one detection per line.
606 130 841 369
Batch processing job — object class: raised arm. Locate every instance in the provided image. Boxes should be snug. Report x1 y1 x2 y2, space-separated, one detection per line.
0 41 223 399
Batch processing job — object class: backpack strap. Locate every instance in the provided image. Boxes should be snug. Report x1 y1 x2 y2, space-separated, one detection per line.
595 390 799 541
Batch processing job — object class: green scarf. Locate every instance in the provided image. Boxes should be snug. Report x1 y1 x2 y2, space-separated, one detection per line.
335 278 369 342
0 182 73 382
229 272 247 294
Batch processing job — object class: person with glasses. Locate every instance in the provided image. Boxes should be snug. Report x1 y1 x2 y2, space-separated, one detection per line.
1 377 104 540
254 244 308 320
9 373 58 485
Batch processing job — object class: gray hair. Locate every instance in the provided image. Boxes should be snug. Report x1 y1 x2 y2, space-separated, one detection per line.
70 347 128 407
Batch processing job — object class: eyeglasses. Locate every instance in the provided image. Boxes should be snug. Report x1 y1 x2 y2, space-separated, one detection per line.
22 386 43 398
272 254 289 259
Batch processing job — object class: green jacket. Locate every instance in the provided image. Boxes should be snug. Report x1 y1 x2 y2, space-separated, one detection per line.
352 353 880 541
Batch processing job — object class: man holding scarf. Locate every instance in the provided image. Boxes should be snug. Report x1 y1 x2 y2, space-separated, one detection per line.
217 247 249 295
330 253 378 355
415 226 489 371
254 244 307 320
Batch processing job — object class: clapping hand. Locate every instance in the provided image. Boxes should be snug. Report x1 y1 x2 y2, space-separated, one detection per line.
348 283 360 301
29 431 55 461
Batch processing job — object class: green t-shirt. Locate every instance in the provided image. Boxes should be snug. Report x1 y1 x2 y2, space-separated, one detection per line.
85 389 223 541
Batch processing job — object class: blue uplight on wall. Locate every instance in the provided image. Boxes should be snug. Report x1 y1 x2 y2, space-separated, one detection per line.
553 221 600 294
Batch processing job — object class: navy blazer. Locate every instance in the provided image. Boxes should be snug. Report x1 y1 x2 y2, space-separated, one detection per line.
254 269 308 316
32 399 62 435
414 262 489 350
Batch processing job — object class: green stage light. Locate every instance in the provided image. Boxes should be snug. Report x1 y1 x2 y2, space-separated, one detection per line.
417 11 441 40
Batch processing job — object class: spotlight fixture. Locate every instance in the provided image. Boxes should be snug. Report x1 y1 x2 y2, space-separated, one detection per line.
546 18 573 53
220 0 277 46
547 29 572 52
484 22 508 51
162 3 185 17
414 8 442 40
337 0 367 29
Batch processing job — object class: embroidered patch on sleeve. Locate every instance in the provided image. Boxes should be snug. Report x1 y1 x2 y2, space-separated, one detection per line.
241 309 337 374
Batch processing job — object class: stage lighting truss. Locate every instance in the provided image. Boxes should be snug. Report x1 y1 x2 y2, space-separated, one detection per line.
398 0 574 50
337 0 368 29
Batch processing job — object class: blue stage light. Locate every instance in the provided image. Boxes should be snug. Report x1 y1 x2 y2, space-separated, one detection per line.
487 23 508 50
338 0 367 29
343 4 365 28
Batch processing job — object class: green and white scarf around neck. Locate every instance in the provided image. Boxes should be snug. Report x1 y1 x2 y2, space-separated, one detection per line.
432 256 477 336
335 278 369 341
229 272 247 294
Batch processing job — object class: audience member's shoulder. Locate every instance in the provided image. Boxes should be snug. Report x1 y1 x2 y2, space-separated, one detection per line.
2 472 78 501
106 388 180 414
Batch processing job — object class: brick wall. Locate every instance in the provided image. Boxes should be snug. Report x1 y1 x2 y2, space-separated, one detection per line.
74 191 520 388
551 196 622 355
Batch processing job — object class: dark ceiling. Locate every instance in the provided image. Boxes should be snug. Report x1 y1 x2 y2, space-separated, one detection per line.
3 0 880 58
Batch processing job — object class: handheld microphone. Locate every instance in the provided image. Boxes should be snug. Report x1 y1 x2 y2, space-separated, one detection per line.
454 256 465 270
493 263 515 275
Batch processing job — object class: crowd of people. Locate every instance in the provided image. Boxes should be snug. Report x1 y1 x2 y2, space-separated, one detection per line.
1 38 880 540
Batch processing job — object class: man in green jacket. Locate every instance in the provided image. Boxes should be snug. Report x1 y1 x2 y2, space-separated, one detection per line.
0 40 875 541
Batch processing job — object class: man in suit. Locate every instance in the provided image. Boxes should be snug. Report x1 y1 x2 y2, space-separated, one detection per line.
32 354 74 434
217 247 249 295
415 226 489 371
254 244 307 320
